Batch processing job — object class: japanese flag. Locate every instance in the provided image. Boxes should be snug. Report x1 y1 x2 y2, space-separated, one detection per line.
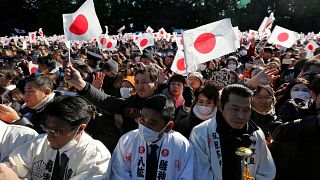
105 38 117 51
28 32 37 43
97 34 108 50
63 0 102 41
38 28 44 37
146 26 154 33
183 18 236 68
171 50 197 75
305 40 319 52
159 28 167 38
153 33 159 40
175 36 184 50
136 33 154 52
268 25 298 48
28 62 38 74
1 37 10 46
258 12 275 34
249 30 259 39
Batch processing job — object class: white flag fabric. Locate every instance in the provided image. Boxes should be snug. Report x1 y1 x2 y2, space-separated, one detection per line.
28 62 39 74
105 38 117 51
1 38 10 46
97 34 108 50
159 28 167 38
249 30 259 39
268 25 298 48
146 26 154 33
28 32 37 43
171 50 187 75
22 41 27 50
105 26 109 34
183 18 236 68
175 36 184 50
135 33 154 52
117 25 125 33
258 13 275 34
63 0 102 41
233 26 240 49
258 17 268 34
305 40 319 52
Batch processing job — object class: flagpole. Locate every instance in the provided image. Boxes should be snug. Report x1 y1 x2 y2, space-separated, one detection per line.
68 40 71 65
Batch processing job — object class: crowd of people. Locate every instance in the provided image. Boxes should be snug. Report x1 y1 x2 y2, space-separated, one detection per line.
0 33 319 180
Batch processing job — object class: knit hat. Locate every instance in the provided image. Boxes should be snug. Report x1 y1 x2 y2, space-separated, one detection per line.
188 72 204 84
122 76 135 87
102 59 119 74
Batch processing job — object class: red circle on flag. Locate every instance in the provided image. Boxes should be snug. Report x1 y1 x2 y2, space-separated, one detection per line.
308 45 314 51
160 30 164 35
277 32 289 42
31 34 35 40
106 42 113 48
135 36 139 40
177 58 186 71
251 32 255 36
180 39 184 45
69 14 89 35
147 30 151 33
194 33 216 54
100 38 107 45
154 34 158 37
140 39 148 47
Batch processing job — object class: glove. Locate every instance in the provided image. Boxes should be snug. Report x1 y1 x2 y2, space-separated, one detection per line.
182 86 194 107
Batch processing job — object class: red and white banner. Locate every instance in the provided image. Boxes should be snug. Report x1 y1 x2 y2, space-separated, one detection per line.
305 40 319 52
146 26 154 33
175 36 184 50
38 28 44 37
28 32 37 43
258 12 275 34
105 38 117 51
159 28 167 38
135 33 154 52
183 18 236 68
268 25 298 48
171 50 187 75
63 0 102 41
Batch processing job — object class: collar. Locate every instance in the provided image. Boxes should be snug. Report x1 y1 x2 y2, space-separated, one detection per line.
146 133 165 147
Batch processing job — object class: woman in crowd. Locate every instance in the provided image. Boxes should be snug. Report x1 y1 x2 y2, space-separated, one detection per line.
162 74 186 108
187 72 204 93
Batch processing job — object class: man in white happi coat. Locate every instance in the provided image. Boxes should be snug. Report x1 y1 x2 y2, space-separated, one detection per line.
0 120 38 163
107 94 194 180
3 96 111 180
190 84 276 180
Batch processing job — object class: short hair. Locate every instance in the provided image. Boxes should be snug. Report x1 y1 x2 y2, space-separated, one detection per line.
302 59 320 72
168 74 187 87
134 65 159 83
143 94 175 123
220 84 253 110
26 76 54 91
194 84 219 106
44 96 93 125
0 67 18 84
37 55 57 71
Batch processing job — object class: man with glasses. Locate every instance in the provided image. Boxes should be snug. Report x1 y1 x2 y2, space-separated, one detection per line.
3 96 111 179
107 94 194 179
65 64 160 134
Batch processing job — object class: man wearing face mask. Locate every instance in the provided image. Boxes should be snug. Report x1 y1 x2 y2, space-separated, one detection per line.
107 94 194 179
2 96 111 179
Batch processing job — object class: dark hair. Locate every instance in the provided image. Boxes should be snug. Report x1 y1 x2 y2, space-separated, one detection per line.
0 67 18 85
168 74 187 87
228 70 240 83
194 84 219 106
44 96 93 125
254 85 274 97
310 74 320 95
26 76 54 91
37 55 57 71
0 87 13 105
302 59 320 73
143 94 175 123
134 65 159 83
220 84 253 110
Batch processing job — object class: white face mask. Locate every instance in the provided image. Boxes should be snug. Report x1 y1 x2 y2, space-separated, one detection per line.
227 64 237 71
290 91 310 100
138 123 168 143
198 64 207 71
239 50 247 56
193 105 217 121
120 87 132 98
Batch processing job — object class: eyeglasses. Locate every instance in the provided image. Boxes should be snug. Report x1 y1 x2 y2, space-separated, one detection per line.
255 96 273 102
41 124 79 137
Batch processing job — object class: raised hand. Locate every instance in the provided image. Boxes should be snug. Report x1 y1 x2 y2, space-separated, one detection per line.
246 67 280 89
92 72 105 89
64 65 87 91
0 104 20 123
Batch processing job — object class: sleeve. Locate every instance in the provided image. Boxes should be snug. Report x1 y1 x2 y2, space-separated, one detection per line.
77 82 126 114
189 129 213 180
255 132 276 180
70 141 111 180
9 142 34 179
106 138 132 180
177 142 194 180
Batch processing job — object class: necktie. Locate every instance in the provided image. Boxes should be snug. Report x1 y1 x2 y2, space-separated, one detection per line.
51 151 69 180
146 144 158 180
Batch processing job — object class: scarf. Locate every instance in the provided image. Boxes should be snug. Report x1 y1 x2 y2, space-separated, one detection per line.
193 106 217 121
30 93 55 110
251 106 275 116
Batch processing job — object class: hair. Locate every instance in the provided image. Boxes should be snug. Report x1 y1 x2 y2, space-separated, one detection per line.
279 78 309 101
302 59 320 72
220 84 253 110
26 76 54 91
194 84 219 106
44 96 93 125
228 70 240 83
143 94 175 123
0 87 13 105
254 85 276 104
0 67 19 85
134 65 159 83
310 74 320 95
37 55 57 71
168 74 187 87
